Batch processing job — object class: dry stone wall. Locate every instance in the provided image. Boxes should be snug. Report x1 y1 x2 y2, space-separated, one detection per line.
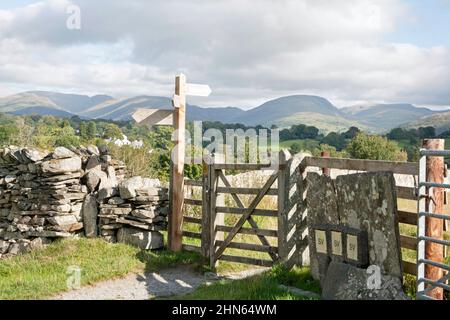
0 145 168 258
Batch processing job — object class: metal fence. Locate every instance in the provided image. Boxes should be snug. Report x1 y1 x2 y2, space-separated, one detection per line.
417 149 450 300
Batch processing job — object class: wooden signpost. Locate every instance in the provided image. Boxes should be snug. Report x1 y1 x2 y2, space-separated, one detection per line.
132 108 173 126
132 74 211 252
169 74 212 252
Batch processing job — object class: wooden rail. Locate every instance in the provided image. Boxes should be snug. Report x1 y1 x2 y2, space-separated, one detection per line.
213 163 273 171
184 198 202 206
216 206 278 217
183 216 202 225
215 240 278 254
303 157 419 175
217 187 278 196
397 186 417 201
216 225 278 237
185 179 203 187
219 254 273 267
180 153 422 277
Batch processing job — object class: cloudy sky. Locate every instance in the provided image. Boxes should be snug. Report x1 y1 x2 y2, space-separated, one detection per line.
1 0 450 109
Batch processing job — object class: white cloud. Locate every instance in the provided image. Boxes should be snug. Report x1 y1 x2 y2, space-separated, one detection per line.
0 0 449 108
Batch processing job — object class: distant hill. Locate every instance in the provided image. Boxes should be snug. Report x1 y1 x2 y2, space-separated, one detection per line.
229 95 367 132
28 91 114 114
0 91 445 133
403 110 450 134
0 91 114 115
342 103 435 131
80 95 246 122
11 106 75 118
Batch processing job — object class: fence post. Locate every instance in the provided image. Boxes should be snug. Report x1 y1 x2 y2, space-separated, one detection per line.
201 158 211 259
321 151 330 177
423 139 445 300
208 154 224 269
169 74 186 252
278 149 292 266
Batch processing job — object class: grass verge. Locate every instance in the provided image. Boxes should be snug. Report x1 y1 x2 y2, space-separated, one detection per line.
0 238 203 300
173 266 320 300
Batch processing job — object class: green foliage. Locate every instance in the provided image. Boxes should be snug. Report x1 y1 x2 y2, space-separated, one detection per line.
280 124 319 141
0 124 19 145
31 119 79 149
289 142 302 155
102 123 123 140
341 126 361 140
87 121 98 139
279 139 320 154
321 132 347 151
346 133 408 161
313 144 349 158
79 122 88 140
388 126 436 142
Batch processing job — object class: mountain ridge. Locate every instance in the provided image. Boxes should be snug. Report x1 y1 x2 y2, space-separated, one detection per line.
0 91 445 133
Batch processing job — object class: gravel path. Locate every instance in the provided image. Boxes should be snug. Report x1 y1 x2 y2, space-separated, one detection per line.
53 267 265 300
54 267 213 300
53 267 268 300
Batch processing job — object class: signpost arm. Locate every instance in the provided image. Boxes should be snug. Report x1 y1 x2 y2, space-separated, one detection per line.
168 74 187 252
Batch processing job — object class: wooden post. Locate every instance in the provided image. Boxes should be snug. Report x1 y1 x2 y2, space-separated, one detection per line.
278 150 292 266
321 151 330 177
208 154 224 268
168 74 187 252
201 157 211 259
209 158 218 268
423 139 445 299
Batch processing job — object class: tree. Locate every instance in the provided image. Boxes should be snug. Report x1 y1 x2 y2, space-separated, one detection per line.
280 124 319 141
289 142 302 155
0 125 19 146
103 123 123 140
313 144 349 158
79 122 88 140
62 119 71 128
321 132 347 151
346 133 407 161
341 127 360 140
87 121 98 139
418 126 436 139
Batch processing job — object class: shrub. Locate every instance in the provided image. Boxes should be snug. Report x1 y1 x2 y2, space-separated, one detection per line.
346 133 408 161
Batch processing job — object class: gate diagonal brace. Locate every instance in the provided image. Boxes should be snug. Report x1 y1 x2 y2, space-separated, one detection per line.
217 171 278 262
213 172 279 262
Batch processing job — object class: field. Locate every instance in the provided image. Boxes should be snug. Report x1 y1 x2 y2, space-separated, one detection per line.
279 139 319 153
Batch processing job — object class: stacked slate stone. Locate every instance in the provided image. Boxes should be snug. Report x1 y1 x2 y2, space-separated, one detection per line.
0 144 167 258
95 176 168 246
0 146 86 258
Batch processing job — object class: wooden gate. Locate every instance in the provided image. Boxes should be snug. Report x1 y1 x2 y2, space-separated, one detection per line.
179 150 426 274
208 162 280 267
179 151 302 268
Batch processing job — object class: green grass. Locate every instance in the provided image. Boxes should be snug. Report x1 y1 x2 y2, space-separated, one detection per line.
279 139 319 153
174 266 320 300
0 238 203 300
